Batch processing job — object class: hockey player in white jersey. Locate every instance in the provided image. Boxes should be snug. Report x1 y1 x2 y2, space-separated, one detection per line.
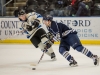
14 6 56 60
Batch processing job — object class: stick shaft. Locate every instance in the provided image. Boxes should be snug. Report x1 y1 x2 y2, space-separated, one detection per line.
38 52 45 64
30 51 45 66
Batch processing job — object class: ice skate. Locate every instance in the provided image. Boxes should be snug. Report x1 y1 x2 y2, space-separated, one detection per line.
51 52 57 61
93 55 99 66
69 57 78 67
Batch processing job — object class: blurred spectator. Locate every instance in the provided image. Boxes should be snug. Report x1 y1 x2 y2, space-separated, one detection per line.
0 0 6 16
0 0 2 16
82 0 100 16
50 9 64 17
26 0 38 6
90 0 95 15
66 0 90 16
49 0 67 17
93 0 100 3
83 0 94 15
17 0 100 17
76 1 90 16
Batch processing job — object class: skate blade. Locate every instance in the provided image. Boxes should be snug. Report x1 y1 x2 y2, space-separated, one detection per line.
70 64 78 67
95 57 100 66
97 57 100 66
51 58 57 61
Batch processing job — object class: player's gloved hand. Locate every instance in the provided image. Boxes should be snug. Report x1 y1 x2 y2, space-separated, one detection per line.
26 25 32 31
50 39 54 44
31 19 40 28
45 43 52 49
47 32 55 44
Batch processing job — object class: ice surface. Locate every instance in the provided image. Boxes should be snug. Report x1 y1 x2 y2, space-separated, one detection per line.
0 44 100 75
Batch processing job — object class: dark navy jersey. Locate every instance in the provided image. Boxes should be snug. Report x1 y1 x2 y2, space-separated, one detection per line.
47 21 77 41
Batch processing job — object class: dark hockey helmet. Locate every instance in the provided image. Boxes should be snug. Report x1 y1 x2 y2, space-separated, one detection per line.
13 9 19 17
13 6 26 17
43 14 53 21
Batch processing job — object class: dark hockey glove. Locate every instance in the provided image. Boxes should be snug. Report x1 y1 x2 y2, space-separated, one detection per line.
50 39 54 44
45 43 52 49
47 32 55 44
26 25 32 31
31 19 40 28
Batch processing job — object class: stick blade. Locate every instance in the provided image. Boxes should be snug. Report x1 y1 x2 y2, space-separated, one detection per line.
30 63 37 66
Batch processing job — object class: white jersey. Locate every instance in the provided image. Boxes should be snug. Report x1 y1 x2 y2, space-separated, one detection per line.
20 12 54 49
26 12 42 25
21 12 42 39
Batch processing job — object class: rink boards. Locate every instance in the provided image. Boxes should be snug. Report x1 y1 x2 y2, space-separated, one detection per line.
0 17 100 45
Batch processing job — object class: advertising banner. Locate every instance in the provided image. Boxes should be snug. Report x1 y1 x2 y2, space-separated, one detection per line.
0 18 26 39
53 17 100 39
0 17 100 40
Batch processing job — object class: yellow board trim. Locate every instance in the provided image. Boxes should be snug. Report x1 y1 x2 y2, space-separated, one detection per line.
0 39 100 45
54 40 100 45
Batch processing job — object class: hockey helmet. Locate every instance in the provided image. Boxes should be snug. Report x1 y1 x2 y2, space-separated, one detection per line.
14 6 26 17
43 15 53 21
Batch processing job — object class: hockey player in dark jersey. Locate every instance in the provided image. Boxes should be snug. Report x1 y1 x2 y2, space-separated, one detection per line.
42 15 99 66
13 6 56 61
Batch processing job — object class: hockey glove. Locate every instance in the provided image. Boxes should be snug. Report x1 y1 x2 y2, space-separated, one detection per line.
31 19 40 28
44 43 52 49
47 32 55 44
26 25 32 31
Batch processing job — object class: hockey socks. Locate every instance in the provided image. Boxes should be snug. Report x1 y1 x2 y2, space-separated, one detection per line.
62 51 72 62
75 46 93 58
75 46 99 65
62 51 78 66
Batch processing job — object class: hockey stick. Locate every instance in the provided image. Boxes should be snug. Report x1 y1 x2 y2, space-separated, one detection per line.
30 33 55 67
30 50 45 66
